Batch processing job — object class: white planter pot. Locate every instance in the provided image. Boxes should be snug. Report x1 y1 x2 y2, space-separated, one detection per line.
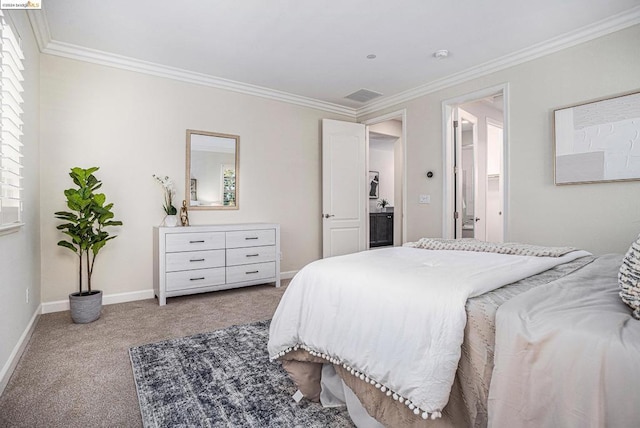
164 215 179 227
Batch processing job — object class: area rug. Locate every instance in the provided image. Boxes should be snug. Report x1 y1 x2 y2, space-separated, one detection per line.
129 319 354 427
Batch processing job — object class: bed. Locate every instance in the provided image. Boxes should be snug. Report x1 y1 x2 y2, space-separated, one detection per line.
266 238 640 427
488 253 640 427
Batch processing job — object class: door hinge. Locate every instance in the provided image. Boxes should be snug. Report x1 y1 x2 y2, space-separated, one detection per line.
454 166 458 174
454 211 459 219
453 120 459 128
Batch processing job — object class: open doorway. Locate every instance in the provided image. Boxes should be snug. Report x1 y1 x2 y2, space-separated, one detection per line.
363 110 406 248
456 108 479 239
368 129 398 247
443 85 508 241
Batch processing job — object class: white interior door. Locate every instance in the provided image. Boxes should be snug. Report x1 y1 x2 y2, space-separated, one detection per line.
486 118 504 242
454 109 463 239
322 119 367 258
455 108 483 239
458 109 486 241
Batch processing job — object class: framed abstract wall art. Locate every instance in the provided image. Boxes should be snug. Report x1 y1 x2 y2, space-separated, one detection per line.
554 91 640 185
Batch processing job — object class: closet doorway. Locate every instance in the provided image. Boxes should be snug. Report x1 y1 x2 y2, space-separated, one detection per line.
363 110 406 248
443 85 508 241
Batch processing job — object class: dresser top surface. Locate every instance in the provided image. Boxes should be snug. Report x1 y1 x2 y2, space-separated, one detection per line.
155 223 279 234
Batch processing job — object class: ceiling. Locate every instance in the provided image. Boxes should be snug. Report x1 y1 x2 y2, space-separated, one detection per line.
32 1 640 115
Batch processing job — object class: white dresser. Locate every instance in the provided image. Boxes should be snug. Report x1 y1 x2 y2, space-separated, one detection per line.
153 223 281 305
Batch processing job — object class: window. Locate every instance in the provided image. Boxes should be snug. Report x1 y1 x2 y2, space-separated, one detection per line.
0 11 24 232
221 164 236 206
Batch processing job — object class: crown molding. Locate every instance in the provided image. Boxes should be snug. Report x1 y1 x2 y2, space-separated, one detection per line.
25 7 355 118
41 40 357 117
26 8 51 52
26 5 640 120
356 6 640 117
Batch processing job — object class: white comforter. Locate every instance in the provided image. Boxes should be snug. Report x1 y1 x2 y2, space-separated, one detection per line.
268 247 590 418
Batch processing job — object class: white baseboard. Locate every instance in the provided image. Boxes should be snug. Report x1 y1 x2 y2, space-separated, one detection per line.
41 289 155 314
40 273 297 315
0 304 41 396
2 273 295 394
103 289 155 305
280 270 298 280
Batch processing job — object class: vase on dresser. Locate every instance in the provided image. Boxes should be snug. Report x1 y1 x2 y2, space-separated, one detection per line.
164 215 179 227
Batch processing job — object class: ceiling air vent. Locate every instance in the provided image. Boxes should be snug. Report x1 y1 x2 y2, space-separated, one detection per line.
345 88 383 103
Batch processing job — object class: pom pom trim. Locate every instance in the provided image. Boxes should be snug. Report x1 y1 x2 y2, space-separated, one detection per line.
271 343 442 420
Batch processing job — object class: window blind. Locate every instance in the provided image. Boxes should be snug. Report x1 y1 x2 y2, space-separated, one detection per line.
0 10 24 231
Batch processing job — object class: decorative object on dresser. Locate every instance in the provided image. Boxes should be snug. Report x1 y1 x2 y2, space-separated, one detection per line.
180 200 189 226
54 167 123 323
153 223 281 305
152 174 178 227
369 212 393 247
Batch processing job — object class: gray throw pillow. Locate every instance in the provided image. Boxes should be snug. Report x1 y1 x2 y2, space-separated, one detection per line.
619 235 640 320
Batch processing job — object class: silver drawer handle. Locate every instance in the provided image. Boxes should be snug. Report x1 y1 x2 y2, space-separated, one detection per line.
245 237 259 240
190 258 205 262
189 240 205 243
190 277 205 281
246 270 259 274
245 254 259 257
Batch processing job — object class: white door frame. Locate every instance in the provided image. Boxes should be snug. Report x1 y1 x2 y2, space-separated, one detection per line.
442 84 510 240
362 109 408 245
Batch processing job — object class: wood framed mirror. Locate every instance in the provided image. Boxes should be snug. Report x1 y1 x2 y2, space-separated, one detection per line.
186 129 239 210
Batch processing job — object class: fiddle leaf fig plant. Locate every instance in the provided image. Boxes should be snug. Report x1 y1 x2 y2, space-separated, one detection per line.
55 167 123 295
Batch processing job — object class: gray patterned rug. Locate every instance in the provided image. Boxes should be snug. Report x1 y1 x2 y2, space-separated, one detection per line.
129 319 353 427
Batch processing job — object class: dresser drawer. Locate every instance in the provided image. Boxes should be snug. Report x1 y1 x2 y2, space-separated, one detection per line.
226 229 275 249
166 249 225 272
226 245 276 266
226 262 275 284
165 232 225 253
166 267 226 291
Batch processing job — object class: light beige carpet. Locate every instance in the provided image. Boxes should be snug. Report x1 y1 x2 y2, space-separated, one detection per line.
0 282 288 428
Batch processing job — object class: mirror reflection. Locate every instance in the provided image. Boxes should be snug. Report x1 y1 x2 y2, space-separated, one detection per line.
186 130 239 210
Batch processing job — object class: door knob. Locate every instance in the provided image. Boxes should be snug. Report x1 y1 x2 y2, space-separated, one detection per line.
475 217 481 222
323 214 335 219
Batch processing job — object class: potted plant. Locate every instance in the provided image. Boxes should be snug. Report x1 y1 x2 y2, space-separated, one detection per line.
55 167 123 323
153 174 178 227
377 198 391 212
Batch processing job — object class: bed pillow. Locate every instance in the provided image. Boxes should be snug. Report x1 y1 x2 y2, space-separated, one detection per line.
619 235 640 320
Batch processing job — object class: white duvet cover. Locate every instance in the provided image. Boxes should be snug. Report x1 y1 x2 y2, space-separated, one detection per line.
268 247 590 419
